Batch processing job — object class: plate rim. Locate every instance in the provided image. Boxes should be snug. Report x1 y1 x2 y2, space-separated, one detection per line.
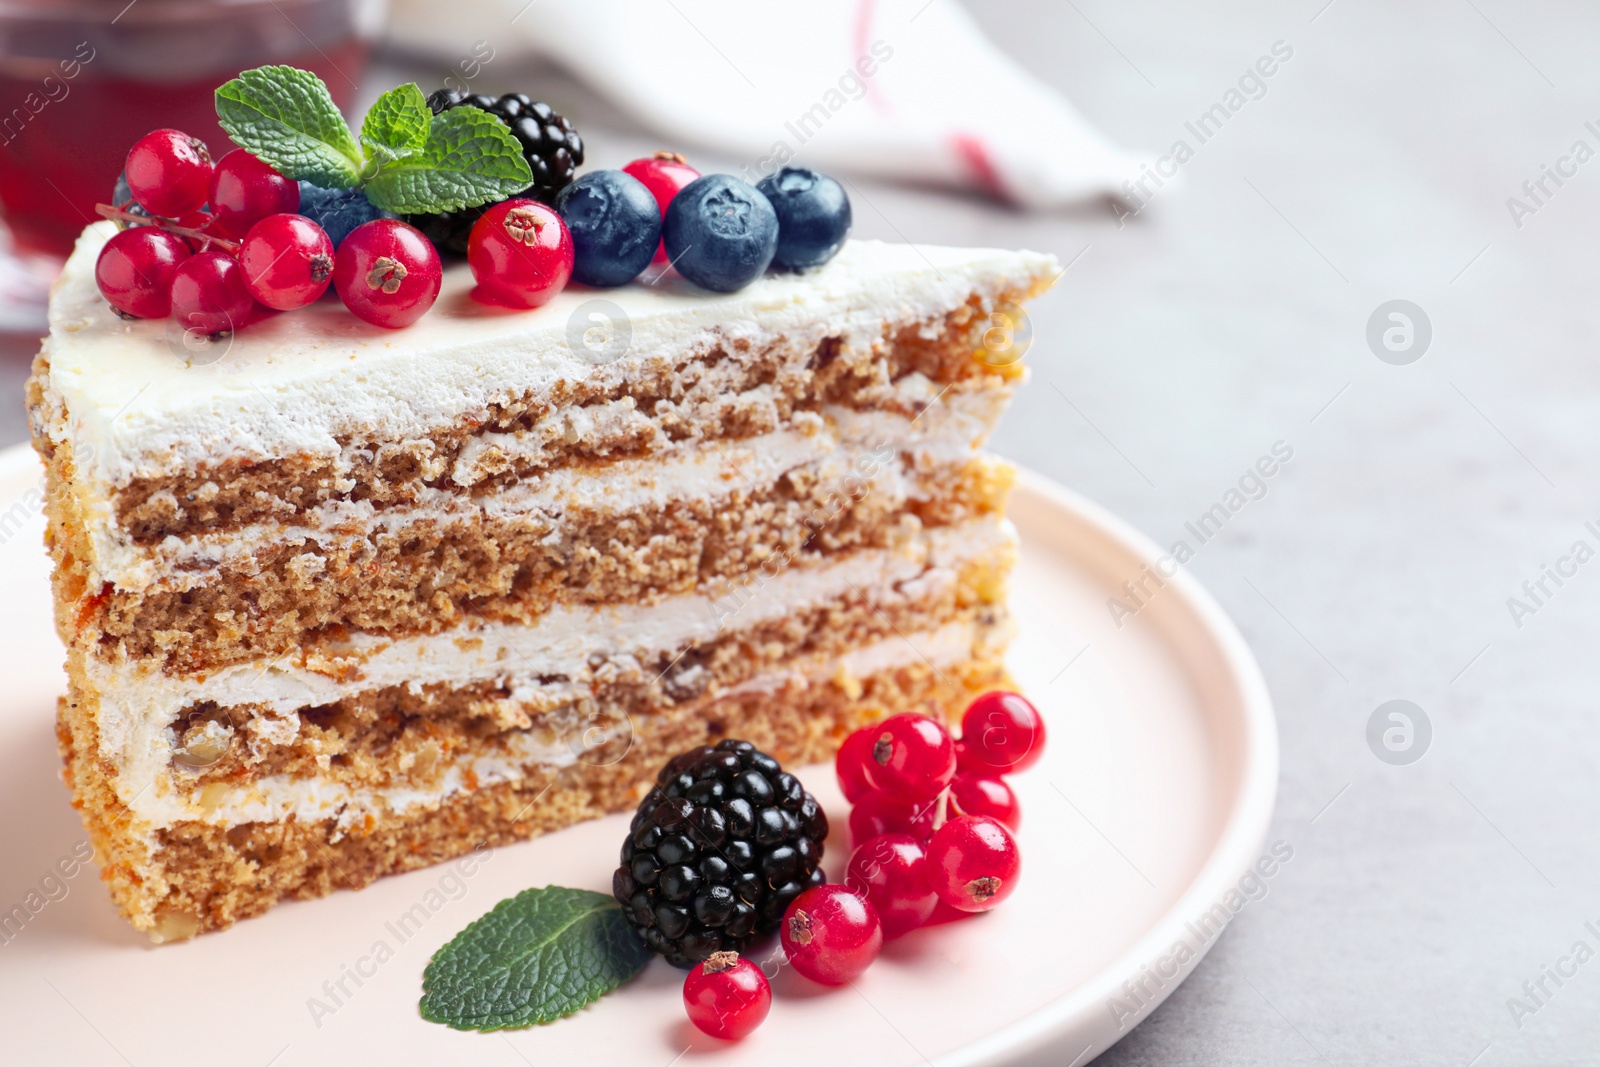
934 468 1280 1066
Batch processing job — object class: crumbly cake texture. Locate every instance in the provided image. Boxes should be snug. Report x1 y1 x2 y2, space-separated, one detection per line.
29 221 1057 939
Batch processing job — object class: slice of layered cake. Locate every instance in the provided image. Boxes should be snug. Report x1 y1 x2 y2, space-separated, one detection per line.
29 220 1055 939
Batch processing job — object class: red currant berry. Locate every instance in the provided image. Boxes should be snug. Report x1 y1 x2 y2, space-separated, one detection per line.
333 219 442 329
682 951 770 1040
835 727 876 804
781 884 882 985
925 814 1021 913
959 691 1047 774
125 128 213 217
240 214 334 310
466 198 573 309
209 149 299 237
169 250 254 335
863 713 956 803
623 151 700 263
845 833 938 937
95 227 190 319
948 773 1021 831
848 789 936 847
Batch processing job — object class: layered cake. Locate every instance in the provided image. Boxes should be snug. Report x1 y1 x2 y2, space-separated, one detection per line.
29 219 1056 939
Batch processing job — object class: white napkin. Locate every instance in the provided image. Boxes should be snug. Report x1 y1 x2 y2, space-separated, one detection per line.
388 0 1143 209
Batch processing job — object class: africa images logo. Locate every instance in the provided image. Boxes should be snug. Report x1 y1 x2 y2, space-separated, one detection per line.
1366 700 1431 766
1365 300 1431 366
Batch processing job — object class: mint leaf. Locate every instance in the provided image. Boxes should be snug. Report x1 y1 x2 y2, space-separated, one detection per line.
361 105 533 214
215 66 363 188
360 83 430 170
420 886 651 1032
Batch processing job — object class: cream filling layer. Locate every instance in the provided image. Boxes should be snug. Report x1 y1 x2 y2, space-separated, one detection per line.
141 620 982 834
98 390 1009 593
91 519 1017 830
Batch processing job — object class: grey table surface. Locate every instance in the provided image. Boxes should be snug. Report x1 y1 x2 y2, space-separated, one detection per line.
5 2 1598 1063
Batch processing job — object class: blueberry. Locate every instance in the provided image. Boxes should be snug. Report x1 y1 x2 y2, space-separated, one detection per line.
554 169 661 287
111 171 149 218
757 167 851 271
296 182 388 248
662 174 778 292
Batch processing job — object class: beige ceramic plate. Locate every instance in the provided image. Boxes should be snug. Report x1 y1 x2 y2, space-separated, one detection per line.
0 449 1276 1066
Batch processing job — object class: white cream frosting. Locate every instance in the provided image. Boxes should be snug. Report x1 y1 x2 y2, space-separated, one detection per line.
95 519 1013 831
37 222 1056 493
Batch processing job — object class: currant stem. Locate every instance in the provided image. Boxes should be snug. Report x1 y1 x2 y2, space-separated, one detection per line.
94 203 241 255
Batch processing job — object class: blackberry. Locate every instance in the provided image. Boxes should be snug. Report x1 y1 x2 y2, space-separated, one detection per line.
405 89 585 255
614 739 828 967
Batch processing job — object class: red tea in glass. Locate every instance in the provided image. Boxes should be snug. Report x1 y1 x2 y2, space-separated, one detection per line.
0 0 383 257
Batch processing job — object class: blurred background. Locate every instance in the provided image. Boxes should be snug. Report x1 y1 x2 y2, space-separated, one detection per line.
5 0 1599 1062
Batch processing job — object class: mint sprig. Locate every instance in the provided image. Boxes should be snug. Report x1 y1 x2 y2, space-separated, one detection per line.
359 83 430 168
420 886 651 1032
216 66 364 188
216 66 533 215
365 106 540 215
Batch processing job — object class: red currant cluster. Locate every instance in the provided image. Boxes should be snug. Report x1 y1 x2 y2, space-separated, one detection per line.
679 690 1044 1041
94 126 446 334
840 691 1039 930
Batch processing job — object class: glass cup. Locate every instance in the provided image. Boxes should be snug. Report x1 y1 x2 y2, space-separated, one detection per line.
0 0 386 327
